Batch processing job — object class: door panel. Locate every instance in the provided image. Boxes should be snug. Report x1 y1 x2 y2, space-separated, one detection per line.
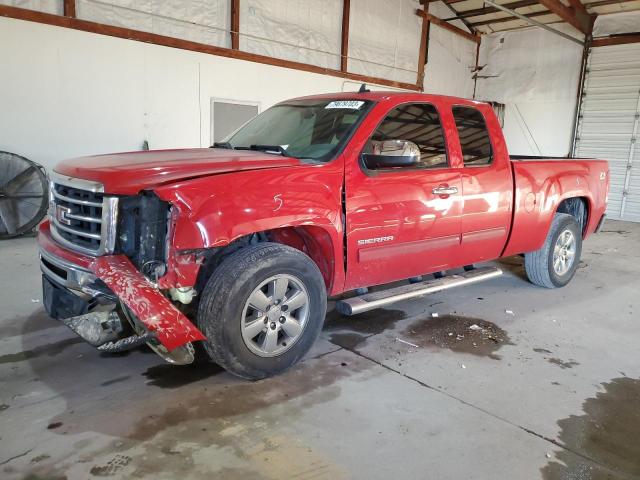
345 169 462 289
344 102 463 290
452 105 513 264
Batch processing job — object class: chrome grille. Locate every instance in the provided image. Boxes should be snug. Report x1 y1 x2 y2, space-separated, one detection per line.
49 173 118 256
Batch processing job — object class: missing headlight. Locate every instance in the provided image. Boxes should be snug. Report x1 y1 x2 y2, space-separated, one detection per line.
116 191 169 278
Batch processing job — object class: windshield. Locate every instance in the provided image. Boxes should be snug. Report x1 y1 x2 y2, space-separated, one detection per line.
221 99 373 161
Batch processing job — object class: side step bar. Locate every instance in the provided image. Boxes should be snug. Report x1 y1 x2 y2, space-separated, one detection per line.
335 266 502 316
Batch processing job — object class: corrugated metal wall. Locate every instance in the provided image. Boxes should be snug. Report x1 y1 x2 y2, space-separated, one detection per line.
574 43 640 222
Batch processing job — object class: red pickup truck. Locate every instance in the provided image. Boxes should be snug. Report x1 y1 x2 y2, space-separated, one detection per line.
38 91 609 379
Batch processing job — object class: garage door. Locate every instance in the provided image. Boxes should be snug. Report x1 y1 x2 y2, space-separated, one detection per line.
573 43 640 222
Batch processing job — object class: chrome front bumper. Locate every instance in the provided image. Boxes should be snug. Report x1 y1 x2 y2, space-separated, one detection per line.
39 248 153 353
39 248 115 300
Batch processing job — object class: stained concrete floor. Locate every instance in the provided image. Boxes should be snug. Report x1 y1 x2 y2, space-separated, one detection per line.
0 220 639 480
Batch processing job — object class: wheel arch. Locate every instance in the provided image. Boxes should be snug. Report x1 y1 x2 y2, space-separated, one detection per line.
556 196 590 236
194 225 341 297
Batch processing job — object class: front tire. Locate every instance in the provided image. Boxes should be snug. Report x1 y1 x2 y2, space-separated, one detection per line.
524 213 582 288
197 243 327 380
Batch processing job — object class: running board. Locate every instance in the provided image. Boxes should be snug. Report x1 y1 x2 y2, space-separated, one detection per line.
336 266 502 316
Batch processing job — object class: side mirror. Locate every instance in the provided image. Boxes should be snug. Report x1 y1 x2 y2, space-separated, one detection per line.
362 140 421 169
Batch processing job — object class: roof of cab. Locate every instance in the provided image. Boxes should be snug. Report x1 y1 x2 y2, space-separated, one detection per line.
287 90 489 107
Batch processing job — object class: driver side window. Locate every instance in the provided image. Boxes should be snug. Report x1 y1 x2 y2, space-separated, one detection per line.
365 103 448 170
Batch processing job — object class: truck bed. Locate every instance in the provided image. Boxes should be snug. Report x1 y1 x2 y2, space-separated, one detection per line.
511 155 591 161
502 157 609 258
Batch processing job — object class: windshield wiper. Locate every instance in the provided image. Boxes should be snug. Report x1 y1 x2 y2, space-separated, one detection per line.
236 144 290 157
211 141 234 149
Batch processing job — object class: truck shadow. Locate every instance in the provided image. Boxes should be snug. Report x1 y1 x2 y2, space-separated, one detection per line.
12 308 369 446
496 255 527 281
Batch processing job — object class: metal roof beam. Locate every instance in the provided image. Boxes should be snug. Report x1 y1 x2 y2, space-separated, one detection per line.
443 0 538 21
482 0 584 44
470 9 550 27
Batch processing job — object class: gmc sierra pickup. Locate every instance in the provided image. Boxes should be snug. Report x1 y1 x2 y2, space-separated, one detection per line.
37 91 609 379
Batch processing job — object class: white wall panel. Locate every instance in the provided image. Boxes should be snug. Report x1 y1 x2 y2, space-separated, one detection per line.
593 10 640 37
476 25 583 156
421 2 476 99
0 7 481 172
348 0 422 84
76 0 231 48
0 0 61 15
0 17 371 170
239 0 342 70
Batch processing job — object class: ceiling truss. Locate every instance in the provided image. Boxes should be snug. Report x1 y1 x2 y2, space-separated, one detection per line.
420 0 640 43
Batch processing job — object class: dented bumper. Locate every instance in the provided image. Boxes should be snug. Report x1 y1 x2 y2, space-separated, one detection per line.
37 221 206 352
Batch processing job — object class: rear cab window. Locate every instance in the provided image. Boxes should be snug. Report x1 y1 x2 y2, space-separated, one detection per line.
452 106 493 167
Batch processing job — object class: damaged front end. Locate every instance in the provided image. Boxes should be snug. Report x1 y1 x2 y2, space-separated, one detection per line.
39 174 205 364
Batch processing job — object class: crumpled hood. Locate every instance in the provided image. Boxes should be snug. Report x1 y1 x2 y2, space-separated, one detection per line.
54 148 302 195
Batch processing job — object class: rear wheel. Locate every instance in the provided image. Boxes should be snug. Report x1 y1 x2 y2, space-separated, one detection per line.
197 243 327 380
524 213 582 288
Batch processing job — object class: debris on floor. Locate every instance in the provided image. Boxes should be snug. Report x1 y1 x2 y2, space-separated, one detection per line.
395 338 419 348
402 315 512 360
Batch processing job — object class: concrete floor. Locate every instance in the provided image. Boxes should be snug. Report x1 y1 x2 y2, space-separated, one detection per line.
1 220 639 480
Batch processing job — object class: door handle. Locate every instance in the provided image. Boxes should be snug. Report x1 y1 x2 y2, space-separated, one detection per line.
432 186 458 195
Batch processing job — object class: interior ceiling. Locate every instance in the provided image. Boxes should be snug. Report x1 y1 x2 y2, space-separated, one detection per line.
436 0 640 34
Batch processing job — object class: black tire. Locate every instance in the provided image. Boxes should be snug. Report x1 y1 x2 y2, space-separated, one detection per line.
524 213 582 288
197 242 327 380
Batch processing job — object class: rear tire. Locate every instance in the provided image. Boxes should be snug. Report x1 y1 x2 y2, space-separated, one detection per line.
197 242 327 380
524 213 582 288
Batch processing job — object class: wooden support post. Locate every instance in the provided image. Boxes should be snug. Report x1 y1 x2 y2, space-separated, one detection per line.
231 0 240 50
472 41 480 99
340 0 350 72
592 33 640 47
63 0 75 18
415 9 480 44
537 0 592 34
416 2 430 87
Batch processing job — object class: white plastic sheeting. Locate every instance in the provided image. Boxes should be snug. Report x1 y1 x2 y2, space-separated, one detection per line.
348 0 422 84
421 1 476 98
239 0 342 70
0 3 490 172
0 17 388 170
2 0 480 92
476 25 583 156
76 0 230 48
0 0 61 14
593 10 640 37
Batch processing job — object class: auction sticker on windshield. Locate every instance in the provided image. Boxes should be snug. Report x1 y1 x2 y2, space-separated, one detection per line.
325 100 365 109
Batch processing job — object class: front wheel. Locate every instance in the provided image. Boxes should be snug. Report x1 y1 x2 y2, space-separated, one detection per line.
197 243 327 380
524 213 582 288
